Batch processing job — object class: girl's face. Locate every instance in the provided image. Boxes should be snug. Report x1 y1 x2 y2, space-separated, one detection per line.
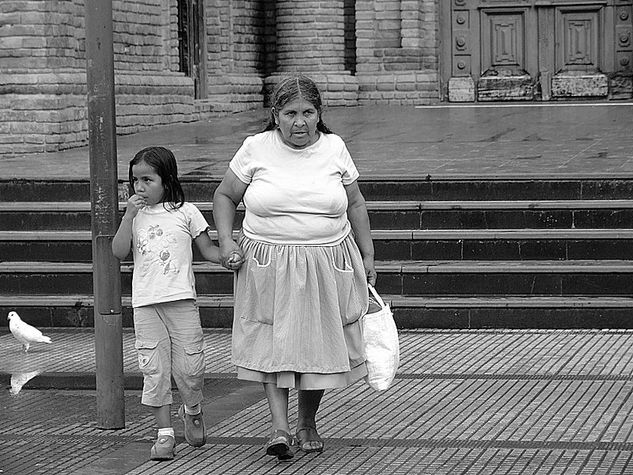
131 160 165 206
274 98 320 149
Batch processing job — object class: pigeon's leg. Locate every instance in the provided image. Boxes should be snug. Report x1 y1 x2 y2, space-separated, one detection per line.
22 343 29 353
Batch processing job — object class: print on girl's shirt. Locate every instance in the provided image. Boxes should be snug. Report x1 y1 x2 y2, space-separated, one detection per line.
136 224 180 275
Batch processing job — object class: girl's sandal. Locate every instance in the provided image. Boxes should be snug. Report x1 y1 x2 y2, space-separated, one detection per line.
295 426 324 453
265 429 295 461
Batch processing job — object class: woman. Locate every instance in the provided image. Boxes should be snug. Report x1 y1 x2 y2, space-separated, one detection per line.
213 74 376 460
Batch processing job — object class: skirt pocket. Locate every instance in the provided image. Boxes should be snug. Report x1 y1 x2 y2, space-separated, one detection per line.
236 243 275 325
331 249 365 326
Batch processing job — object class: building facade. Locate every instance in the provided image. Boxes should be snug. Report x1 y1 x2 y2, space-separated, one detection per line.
0 0 631 156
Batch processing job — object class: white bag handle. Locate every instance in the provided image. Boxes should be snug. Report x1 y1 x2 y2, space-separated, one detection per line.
368 284 387 309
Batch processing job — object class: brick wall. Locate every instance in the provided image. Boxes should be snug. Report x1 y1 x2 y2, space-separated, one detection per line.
202 0 271 114
112 0 168 72
0 0 84 72
202 0 441 109
1 0 441 157
0 0 87 155
110 0 196 135
356 0 440 105
0 0 197 156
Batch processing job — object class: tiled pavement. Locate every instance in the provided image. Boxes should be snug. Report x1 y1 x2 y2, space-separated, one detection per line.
2 328 633 474
2 102 633 473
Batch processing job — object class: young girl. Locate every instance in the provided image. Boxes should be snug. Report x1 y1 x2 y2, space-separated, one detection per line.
112 146 242 460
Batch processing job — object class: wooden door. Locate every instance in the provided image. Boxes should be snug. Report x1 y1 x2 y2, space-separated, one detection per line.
178 0 207 99
440 0 633 101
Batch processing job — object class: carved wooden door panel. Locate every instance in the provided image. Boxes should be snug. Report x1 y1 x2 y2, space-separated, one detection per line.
440 0 633 101
478 6 537 100
546 5 608 99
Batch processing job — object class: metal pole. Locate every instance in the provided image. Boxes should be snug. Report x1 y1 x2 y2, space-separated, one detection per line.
85 0 125 429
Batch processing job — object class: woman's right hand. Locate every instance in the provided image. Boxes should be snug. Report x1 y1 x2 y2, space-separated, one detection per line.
219 240 245 271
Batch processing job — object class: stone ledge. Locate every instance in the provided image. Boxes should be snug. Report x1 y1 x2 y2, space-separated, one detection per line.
552 73 608 98
448 76 475 102
478 74 535 101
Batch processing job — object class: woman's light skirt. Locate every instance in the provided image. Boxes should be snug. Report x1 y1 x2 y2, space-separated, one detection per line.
231 232 369 390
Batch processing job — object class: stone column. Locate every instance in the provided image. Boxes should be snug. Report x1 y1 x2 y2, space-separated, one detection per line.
265 0 358 106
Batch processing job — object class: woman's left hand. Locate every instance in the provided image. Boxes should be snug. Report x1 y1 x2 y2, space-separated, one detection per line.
363 257 377 286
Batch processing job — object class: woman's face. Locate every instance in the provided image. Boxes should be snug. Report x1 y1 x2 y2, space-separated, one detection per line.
274 98 320 149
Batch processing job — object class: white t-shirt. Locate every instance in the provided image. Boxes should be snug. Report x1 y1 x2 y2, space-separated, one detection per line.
131 202 209 307
229 130 360 245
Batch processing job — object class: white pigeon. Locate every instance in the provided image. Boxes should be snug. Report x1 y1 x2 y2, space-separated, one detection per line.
7 311 52 353
10 370 41 395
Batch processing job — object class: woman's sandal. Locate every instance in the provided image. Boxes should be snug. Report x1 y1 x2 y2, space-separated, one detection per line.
265 429 295 461
295 426 324 453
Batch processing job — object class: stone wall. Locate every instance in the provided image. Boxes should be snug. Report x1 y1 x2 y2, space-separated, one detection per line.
201 0 272 114
202 0 441 109
1 0 442 156
0 0 196 156
355 0 439 104
0 0 87 154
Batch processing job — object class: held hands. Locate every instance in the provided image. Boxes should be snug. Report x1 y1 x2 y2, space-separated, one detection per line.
220 241 245 271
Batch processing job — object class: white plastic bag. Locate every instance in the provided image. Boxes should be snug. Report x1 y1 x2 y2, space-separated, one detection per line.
361 284 400 391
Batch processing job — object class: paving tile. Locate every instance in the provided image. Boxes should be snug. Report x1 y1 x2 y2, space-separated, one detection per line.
3 328 633 473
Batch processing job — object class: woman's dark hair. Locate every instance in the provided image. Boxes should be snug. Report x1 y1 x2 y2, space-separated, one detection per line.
263 75 333 134
128 146 185 209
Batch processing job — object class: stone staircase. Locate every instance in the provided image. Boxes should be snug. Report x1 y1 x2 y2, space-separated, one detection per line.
1 177 633 329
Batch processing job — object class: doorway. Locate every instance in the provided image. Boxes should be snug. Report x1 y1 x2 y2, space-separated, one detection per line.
440 0 633 101
178 0 207 99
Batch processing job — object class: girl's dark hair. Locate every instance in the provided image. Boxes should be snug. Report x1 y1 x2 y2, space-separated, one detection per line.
128 146 185 209
263 75 333 134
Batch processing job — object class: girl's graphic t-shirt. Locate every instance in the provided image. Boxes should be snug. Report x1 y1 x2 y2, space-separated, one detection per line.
131 202 209 308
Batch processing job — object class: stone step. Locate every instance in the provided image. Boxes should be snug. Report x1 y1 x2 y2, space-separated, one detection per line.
3 200 633 231
1 294 632 329
2 260 632 297
4 177 632 329
371 200 633 230
3 229 633 261
375 229 633 261
2 177 633 202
